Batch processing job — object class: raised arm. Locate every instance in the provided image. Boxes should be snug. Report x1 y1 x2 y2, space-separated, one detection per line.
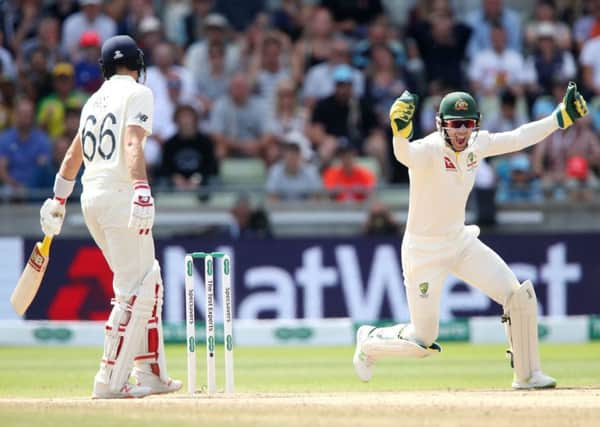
482 82 588 158
390 91 430 169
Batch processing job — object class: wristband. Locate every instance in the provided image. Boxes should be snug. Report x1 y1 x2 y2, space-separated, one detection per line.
53 174 75 201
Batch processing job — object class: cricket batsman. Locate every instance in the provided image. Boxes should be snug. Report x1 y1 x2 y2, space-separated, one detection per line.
353 83 588 389
39 35 182 398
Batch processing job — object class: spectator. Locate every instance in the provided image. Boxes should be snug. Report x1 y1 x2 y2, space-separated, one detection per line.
0 78 16 132
0 32 16 81
464 0 522 59
222 194 273 239
64 107 82 140
322 144 376 202
61 0 117 58
0 98 51 198
10 0 44 54
363 200 400 236
485 90 528 133
495 153 543 203
407 4 471 89
268 80 311 161
265 135 322 202
524 0 572 52
209 73 273 160
363 43 407 131
43 0 79 28
270 0 304 43
248 32 292 115
196 40 231 121
74 30 103 93
468 23 532 99
532 116 600 200
291 6 335 79
303 37 365 107
580 34 600 97
565 156 595 202
573 0 600 50
308 64 381 167
183 0 215 47
37 62 88 139
19 47 54 102
185 13 241 91
137 16 164 66
352 18 405 71
21 16 63 70
145 42 197 143
526 23 576 96
160 104 218 191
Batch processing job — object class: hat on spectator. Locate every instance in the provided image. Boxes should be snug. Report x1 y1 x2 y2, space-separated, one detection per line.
566 156 589 180
139 16 162 34
282 130 313 160
53 62 74 77
332 64 353 84
535 22 556 39
205 13 229 29
79 0 102 5
509 154 530 172
79 30 101 48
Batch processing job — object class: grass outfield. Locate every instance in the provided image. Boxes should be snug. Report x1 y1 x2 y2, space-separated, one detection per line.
1 343 599 427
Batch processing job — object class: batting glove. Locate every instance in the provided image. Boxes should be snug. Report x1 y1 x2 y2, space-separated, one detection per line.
40 198 66 236
554 81 588 129
389 90 418 139
128 180 154 235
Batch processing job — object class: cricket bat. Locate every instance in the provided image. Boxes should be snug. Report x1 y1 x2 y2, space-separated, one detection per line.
10 235 53 316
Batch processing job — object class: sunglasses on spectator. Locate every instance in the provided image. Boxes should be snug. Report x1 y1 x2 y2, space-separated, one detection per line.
444 119 478 129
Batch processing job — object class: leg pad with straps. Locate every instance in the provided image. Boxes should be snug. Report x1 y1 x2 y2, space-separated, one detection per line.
502 280 541 384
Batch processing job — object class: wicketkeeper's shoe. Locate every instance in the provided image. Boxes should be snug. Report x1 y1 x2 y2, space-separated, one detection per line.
353 325 376 382
132 368 183 395
512 371 557 390
92 380 152 399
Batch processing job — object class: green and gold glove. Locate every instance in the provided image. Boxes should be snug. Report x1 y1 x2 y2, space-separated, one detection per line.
389 90 418 139
554 81 588 129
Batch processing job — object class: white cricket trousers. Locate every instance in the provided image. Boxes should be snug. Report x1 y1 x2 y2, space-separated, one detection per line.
401 225 520 346
81 183 155 299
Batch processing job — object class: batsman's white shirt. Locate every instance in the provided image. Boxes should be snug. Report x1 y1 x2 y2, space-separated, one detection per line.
79 75 153 188
393 115 558 238
78 75 155 298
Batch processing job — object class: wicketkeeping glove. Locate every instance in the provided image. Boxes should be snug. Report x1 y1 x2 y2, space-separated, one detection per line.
128 180 154 235
389 90 418 139
554 81 588 129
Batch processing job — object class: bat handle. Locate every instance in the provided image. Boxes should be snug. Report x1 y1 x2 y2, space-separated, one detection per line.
40 235 53 257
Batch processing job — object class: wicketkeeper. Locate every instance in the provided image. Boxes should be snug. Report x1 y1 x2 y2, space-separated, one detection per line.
353 82 588 389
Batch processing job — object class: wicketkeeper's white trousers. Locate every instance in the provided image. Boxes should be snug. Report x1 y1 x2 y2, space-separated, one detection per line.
401 225 520 346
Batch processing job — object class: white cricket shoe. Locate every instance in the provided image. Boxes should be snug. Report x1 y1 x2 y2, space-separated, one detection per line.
353 325 376 382
512 371 557 390
132 368 183 395
92 379 152 399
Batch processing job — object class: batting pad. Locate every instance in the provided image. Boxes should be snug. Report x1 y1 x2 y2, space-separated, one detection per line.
134 260 169 382
503 280 541 383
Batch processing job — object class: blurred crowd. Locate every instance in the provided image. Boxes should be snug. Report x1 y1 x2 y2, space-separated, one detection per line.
1 0 600 208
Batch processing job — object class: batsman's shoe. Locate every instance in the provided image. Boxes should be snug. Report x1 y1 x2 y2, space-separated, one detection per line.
353 325 376 382
133 368 183 395
92 380 152 399
512 371 557 390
